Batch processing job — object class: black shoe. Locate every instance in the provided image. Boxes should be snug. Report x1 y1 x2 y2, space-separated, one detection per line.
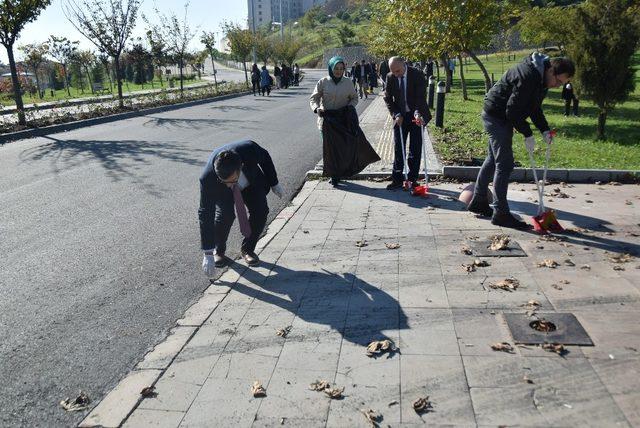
386 181 403 190
330 177 340 187
214 252 227 268
468 195 493 217
241 250 260 266
491 211 531 230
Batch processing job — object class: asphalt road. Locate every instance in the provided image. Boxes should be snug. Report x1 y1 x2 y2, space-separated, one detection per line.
0 70 372 427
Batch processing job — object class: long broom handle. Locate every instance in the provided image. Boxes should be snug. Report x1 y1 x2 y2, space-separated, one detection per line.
527 149 545 216
398 122 408 179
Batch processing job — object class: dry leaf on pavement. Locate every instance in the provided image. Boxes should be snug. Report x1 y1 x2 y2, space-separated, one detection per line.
461 245 473 255
309 380 331 391
324 387 345 399
140 386 157 398
537 259 559 268
491 342 515 353
581 264 591 270
564 259 575 267
60 391 90 412
361 408 382 426
541 343 568 356
613 265 625 271
251 381 267 397
474 259 490 267
276 326 292 338
366 339 397 357
412 397 433 414
609 253 634 264
490 235 510 251
523 375 534 384
521 300 541 309
551 283 563 290
559 279 570 284
489 278 520 292
385 243 400 249
462 263 476 273
355 240 368 248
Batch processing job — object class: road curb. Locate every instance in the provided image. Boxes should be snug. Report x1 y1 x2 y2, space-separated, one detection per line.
0 90 251 144
78 180 319 428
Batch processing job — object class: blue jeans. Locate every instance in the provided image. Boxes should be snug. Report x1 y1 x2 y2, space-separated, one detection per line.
474 112 514 214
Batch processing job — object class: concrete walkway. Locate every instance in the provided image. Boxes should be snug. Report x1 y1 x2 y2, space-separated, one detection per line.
82 178 640 427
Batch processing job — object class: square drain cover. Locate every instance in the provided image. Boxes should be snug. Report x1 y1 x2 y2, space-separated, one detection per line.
504 313 593 346
466 239 527 257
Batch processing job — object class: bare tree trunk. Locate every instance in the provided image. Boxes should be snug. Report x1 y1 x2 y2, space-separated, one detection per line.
33 67 43 99
114 55 124 108
209 51 218 89
466 50 492 93
243 60 249 88
441 53 452 93
458 54 468 101
597 108 607 140
6 45 26 125
179 58 184 96
85 67 94 94
62 64 71 96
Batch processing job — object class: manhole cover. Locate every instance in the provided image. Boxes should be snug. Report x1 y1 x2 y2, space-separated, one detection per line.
466 239 527 257
504 313 593 346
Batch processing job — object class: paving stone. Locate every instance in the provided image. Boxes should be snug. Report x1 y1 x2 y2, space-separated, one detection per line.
137 377 201 412
452 309 518 356
177 293 226 326
136 327 196 370
122 409 184 428
209 352 278 381
399 309 458 356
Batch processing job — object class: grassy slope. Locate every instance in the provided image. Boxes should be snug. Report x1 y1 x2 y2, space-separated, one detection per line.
431 51 640 170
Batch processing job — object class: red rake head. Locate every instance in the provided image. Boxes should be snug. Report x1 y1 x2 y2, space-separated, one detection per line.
411 185 429 197
532 209 564 234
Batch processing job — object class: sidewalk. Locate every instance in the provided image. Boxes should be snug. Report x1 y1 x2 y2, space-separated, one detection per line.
82 179 640 427
309 94 443 178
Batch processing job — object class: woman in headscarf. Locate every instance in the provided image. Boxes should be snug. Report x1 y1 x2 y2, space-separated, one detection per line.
309 56 380 187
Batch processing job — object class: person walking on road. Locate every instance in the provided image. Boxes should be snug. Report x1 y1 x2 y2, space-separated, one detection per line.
467 53 575 229
281 63 290 89
274 65 281 89
259 65 271 96
561 81 579 116
293 63 300 86
383 57 432 190
378 58 390 91
199 140 284 276
368 61 378 94
310 56 380 187
355 59 371 99
250 63 260 96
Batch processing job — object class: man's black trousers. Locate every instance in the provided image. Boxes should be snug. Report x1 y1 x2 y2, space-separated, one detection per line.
213 186 269 254
392 112 423 183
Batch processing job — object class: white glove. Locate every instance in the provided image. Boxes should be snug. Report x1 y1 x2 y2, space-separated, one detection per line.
271 183 284 198
542 130 554 145
202 254 217 278
524 135 536 154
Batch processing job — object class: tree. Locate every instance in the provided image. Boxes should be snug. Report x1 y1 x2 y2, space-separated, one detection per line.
335 24 356 46
253 31 273 66
48 36 78 96
73 49 96 93
222 21 254 87
147 30 167 87
568 0 640 140
129 41 149 87
63 0 141 108
272 36 303 67
0 0 52 125
145 2 198 96
200 31 218 87
300 6 322 29
517 6 576 52
19 42 49 99
97 51 113 92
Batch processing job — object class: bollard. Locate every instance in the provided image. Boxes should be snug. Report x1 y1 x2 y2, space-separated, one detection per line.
435 81 446 128
427 76 436 108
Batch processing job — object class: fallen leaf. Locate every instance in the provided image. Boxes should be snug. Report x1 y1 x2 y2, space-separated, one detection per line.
140 386 157 398
385 243 400 249
489 234 510 251
388 400 399 407
60 391 90 412
303 230 309 234
462 263 476 273
474 259 490 267
581 264 591 270
609 181 622 186
324 387 345 399
309 380 331 391
355 240 368 248
531 319 556 332
280 417 286 425
541 343 567 356
585 200 593 203
564 259 575 267
521 300 541 309
551 283 563 290
412 397 433 414
361 408 382 426
523 375 534 384
559 279 570 284
491 342 515 353
537 259 559 268
609 253 634 264
613 265 625 271
366 339 397 357
276 326 292 338
251 381 266 397
461 245 473 255
489 278 520 292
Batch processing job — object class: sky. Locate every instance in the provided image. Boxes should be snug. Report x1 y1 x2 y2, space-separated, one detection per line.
0 0 248 64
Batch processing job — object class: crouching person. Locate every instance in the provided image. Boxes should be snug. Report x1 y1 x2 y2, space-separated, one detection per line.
199 140 284 277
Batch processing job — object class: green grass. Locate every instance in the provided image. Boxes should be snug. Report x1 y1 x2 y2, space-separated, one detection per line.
0 76 202 107
431 51 640 170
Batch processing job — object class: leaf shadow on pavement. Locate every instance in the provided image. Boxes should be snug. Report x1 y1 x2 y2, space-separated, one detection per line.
223 260 409 348
19 135 209 195
142 116 259 131
209 104 261 112
340 181 464 211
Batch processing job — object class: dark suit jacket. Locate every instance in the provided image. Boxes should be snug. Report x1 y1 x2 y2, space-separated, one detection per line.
354 63 372 81
198 140 278 249
383 66 431 123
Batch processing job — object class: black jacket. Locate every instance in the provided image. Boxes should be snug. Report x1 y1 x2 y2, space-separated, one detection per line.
354 63 372 81
383 66 431 123
483 53 550 137
561 83 576 101
198 140 278 249
378 60 390 79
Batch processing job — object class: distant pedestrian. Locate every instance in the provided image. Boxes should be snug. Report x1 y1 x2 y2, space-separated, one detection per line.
355 59 371 99
310 56 380 187
259 65 271 96
274 65 281 89
199 140 284 275
368 61 378 93
293 63 300 86
448 58 456 83
425 58 434 79
378 58 390 90
281 63 290 89
561 82 579 116
350 61 358 88
468 53 575 229
251 63 260 96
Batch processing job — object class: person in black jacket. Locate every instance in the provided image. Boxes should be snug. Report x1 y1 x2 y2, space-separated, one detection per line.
199 141 284 276
561 82 579 116
378 58 390 90
250 63 260 96
354 59 372 99
384 56 432 189
468 53 575 229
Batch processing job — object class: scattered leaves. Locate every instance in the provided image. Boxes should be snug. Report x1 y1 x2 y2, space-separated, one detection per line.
412 397 433 414
541 343 567 356
60 391 90 412
366 339 397 357
491 342 515 353
355 240 368 248
490 234 510 251
251 381 266 397
489 278 520 292
385 243 400 249
609 253 634 264
361 408 382 426
537 259 559 268
140 386 157 398
276 326 292 338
